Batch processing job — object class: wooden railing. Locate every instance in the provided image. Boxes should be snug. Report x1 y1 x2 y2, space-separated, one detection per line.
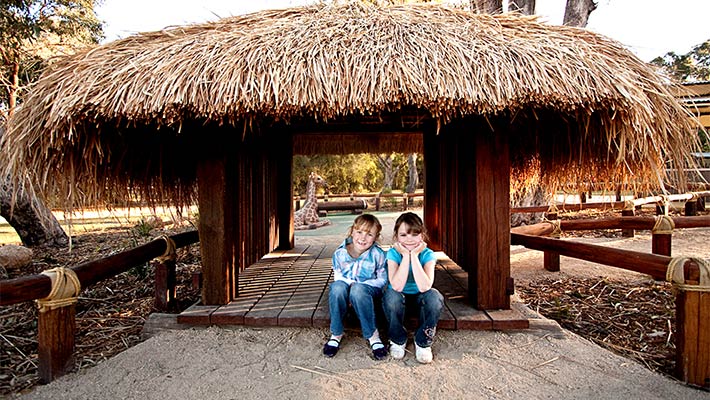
511 215 710 389
294 191 425 212
0 230 200 383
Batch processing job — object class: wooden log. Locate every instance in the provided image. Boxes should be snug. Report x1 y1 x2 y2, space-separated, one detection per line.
510 233 670 280
0 231 199 306
672 260 709 389
652 234 672 256
38 305 75 383
316 200 368 212
154 259 177 312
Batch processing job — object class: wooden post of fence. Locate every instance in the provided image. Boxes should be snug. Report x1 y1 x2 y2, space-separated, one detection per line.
35 267 81 383
375 194 381 211
38 305 76 383
402 193 408 211
685 199 698 216
669 259 710 389
621 204 635 238
543 212 560 272
154 259 176 311
651 215 673 256
615 185 622 202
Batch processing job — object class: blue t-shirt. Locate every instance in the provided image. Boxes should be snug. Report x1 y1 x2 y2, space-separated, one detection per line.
385 247 436 294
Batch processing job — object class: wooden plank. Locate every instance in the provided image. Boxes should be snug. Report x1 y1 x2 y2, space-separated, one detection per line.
423 126 442 251
279 246 331 326
695 292 710 388
434 265 492 330
37 306 75 383
676 291 699 384
244 247 311 326
485 308 530 330
176 302 218 325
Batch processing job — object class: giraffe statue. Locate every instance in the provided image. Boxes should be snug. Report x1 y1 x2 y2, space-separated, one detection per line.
294 172 331 230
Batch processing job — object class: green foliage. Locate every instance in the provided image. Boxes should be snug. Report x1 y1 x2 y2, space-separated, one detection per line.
650 39 710 82
1 0 103 114
293 154 383 194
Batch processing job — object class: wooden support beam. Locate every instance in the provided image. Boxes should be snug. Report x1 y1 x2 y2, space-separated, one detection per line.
423 127 442 251
621 209 635 237
197 156 236 305
276 135 294 250
154 259 177 312
543 212 560 272
38 305 75 383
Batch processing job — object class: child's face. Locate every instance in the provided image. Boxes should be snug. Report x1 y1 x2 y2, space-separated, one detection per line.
351 225 378 253
396 223 422 251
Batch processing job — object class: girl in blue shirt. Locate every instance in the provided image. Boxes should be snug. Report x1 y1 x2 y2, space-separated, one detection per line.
384 212 444 364
323 214 388 360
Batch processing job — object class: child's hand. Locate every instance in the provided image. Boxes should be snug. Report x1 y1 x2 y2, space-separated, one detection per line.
393 242 409 256
410 242 427 255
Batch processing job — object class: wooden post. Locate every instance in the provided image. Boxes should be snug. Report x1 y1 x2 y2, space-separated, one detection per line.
423 127 442 251
685 199 698 216
670 259 710 389
402 193 408 211
375 195 381 211
276 134 294 250
579 191 587 203
621 208 635 238
197 155 236 305
615 185 622 202
651 215 673 257
543 212 560 272
154 259 176 312
38 306 75 383
457 119 511 310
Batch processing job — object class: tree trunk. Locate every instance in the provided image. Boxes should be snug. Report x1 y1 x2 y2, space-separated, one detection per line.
0 181 69 248
405 153 418 194
470 0 503 14
376 154 403 192
563 0 597 27
509 0 535 15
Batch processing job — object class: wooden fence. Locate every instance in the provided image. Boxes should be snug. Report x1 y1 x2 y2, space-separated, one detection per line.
511 215 710 389
2 190 710 387
0 230 200 383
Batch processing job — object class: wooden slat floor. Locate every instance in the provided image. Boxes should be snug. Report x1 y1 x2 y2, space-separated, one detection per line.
178 244 529 330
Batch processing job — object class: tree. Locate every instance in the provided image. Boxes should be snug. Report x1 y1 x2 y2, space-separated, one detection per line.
1 0 102 247
563 0 597 27
376 153 407 192
650 40 710 82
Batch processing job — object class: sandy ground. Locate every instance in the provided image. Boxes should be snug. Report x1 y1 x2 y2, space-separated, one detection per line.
14 211 710 400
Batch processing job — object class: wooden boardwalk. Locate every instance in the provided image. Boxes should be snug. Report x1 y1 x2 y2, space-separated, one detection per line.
178 244 529 330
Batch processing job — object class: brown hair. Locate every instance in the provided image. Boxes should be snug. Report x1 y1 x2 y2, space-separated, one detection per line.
347 214 382 240
392 212 428 241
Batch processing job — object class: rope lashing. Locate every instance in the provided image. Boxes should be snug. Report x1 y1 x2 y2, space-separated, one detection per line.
623 200 636 211
652 215 675 235
546 203 559 214
155 235 177 263
36 267 81 313
666 257 710 292
543 218 562 238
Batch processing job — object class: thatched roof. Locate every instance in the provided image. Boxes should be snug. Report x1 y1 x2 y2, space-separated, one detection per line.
1 2 702 209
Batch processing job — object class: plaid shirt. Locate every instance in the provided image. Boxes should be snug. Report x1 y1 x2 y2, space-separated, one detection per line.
331 237 387 288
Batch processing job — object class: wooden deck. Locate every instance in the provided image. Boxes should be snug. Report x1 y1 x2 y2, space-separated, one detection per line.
178 244 529 330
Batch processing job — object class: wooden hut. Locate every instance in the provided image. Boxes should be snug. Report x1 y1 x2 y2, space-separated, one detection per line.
1 3 701 311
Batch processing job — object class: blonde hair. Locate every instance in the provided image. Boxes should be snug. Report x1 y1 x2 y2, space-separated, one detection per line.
392 212 428 242
346 214 382 240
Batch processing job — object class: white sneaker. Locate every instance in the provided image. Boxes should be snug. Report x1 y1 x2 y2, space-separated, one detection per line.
389 340 406 360
415 343 433 364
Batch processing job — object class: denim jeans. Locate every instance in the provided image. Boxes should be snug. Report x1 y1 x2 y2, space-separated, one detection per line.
382 285 444 348
329 280 383 339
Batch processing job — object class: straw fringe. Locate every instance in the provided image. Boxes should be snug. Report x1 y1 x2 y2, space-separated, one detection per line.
1 2 703 210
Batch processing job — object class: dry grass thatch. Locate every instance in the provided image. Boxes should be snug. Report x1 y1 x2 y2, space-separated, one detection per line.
1 1 703 210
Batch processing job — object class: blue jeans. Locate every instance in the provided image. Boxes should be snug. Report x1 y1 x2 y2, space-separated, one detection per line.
328 280 382 339
383 285 444 348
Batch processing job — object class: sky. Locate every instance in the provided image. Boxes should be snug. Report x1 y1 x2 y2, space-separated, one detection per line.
95 0 710 62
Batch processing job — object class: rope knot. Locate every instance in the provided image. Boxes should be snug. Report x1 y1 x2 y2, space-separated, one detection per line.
652 215 675 235
543 218 562 238
155 235 177 263
36 267 81 313
623 200 636 211
666 257 710 292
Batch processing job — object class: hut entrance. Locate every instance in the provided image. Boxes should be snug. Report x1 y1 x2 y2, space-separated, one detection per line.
193 116 515 325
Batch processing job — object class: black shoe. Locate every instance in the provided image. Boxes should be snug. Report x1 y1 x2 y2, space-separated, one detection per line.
323 338 340 357
370 341 388 360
